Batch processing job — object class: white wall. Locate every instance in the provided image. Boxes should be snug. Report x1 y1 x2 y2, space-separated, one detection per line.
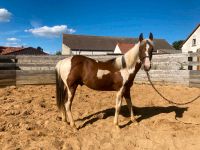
72 50 110 55
114 45 122 54
62 44 71 55
182 26 200 53
62 43 113 55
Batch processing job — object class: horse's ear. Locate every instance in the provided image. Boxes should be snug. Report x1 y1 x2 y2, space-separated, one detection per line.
149 32 153 41
139 33 143 42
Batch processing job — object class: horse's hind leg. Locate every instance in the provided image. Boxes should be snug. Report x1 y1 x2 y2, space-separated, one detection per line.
61 106 69 123
61 88 70 123
65 84 78 129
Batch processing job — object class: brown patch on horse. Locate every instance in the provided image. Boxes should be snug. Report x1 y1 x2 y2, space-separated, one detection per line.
67 55 123 91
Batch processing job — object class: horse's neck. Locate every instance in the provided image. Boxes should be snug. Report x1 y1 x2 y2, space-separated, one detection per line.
115 42 140 70
125 42 140 68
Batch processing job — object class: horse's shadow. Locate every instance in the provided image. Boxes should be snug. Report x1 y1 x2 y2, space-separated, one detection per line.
76 104 188 129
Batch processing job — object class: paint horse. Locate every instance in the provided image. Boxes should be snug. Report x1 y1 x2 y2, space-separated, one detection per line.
55 33 154 129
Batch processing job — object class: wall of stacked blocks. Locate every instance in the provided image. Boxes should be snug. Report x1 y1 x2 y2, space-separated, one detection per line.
0 53 199 88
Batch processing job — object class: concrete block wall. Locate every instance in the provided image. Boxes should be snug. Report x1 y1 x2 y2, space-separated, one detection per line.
13 54 199 87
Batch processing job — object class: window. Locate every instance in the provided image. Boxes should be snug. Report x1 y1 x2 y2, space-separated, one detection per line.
192 39 196 46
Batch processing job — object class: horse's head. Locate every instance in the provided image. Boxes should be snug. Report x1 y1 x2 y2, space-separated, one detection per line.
138 33 154 72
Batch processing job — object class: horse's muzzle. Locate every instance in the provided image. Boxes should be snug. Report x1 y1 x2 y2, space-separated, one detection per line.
144 65 151 72
143 57 151 72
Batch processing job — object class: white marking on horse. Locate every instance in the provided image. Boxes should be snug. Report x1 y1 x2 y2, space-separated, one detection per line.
97 69 110 79
56 57 72 86
120 67 135 85
144 44 151 69
146 42 150 51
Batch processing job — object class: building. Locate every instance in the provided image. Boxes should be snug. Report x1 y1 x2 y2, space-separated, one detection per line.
62 34 175 55
114 43 135 54
182 24 200 53
0 46 48 55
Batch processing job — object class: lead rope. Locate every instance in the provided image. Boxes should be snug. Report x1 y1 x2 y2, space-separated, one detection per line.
146 72 200 105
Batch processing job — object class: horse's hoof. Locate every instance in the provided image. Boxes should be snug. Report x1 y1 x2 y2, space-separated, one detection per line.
62 118 67 122
133 121 139 126
62 118 70 125
131 118 139 126
70 124 78 131
66 120 70 124
73 127 78 132
115 125 120 130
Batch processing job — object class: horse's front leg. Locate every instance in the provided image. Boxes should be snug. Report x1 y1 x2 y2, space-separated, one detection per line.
124 90 138 125
114 89 123 128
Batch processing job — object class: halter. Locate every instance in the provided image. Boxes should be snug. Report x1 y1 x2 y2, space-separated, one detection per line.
142 56 150 61
121 55 126 68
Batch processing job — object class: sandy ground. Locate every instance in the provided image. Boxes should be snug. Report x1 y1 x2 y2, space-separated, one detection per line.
0 83 200 150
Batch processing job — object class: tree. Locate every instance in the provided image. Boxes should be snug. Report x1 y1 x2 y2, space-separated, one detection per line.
172 40 184 50
37 46 43 51
55 51 62 55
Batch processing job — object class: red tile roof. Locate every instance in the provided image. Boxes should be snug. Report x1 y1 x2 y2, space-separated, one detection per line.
0 46 24 55
0 46 48 55
117 43 134 54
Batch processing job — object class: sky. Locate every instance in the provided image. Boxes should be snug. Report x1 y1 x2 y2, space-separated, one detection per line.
0 0 200 54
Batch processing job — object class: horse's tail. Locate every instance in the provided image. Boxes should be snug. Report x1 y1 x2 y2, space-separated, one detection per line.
55 61 67 110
